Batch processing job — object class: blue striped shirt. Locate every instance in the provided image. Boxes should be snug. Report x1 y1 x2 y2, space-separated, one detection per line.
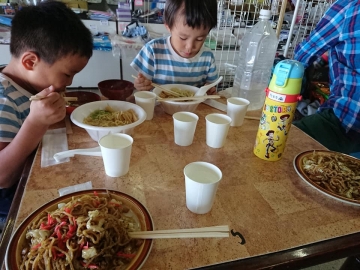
0 73 32 142
130 37 218 87
294 0 360 133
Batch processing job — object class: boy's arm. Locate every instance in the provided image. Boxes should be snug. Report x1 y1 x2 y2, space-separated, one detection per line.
294 1 346 67
130 43 155 91
205 52 218 94
0 119 48 188
0 86 65 188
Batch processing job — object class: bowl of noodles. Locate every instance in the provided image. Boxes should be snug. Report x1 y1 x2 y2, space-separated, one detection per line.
70 100 147 141
153 84 205 115
6 189 154 270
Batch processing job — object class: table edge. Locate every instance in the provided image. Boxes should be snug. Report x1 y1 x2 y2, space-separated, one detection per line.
0 148 37 267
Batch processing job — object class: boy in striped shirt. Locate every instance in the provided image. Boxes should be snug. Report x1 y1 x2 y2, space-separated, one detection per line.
0 1 93 226
131 0 218 94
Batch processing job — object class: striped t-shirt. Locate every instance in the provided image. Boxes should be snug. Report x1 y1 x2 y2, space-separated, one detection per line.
0 73 32 142
130 36 218 87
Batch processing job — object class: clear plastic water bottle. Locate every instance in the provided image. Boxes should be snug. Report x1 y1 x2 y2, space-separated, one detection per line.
232 9 278 111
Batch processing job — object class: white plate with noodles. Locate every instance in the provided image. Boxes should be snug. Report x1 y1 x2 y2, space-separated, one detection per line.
70 100 147 141
153 84 206 115
6 189 154 270
293 150 360 206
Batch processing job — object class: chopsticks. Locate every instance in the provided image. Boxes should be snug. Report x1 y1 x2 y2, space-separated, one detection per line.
128 225 229 239
29 95 78 102
131 75 182 97
157 95 221 101
244 116 261 120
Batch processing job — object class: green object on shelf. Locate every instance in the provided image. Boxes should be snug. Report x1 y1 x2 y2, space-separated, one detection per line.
205 38 217 50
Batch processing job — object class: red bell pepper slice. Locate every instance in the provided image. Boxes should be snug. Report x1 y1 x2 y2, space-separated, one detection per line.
31 243 41 250
81 261 99 269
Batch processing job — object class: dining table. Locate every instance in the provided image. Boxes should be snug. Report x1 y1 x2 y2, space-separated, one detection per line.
1 91 360 270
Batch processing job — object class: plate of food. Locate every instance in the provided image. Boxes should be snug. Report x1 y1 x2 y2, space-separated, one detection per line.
293 150 360 206
6 189 154 270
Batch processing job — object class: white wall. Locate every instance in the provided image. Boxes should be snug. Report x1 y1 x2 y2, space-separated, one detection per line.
0 44 11 65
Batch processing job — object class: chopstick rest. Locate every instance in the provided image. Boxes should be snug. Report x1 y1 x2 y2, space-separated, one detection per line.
128 225 229 239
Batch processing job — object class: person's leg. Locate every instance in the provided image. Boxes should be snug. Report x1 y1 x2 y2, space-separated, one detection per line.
0 183 18 231
293 109 359 154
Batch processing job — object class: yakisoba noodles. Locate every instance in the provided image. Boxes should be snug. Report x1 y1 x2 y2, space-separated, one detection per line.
159 88 194 99
20 193 143 270
302 151 360 200
83 105 138 127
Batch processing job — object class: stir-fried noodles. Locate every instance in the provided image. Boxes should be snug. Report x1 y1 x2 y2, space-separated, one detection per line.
159 88 194 99
301 151 360 200
20 193 143 270
83 106 138 127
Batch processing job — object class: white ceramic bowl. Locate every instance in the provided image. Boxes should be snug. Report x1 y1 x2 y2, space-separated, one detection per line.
153 84 205 115
70 100 146 141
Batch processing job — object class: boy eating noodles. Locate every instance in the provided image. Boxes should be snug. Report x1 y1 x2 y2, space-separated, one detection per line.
0 1 93 226
131 0 218 93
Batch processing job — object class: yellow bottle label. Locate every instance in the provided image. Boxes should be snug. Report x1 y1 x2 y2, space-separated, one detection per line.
253 97 297 161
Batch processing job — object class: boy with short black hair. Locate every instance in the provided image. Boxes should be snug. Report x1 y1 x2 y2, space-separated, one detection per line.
0 1 93 225
131 0 218 92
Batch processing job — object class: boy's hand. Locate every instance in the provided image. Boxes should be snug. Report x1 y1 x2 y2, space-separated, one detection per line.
134 73 153 91
27 85 66 127
206 87 216 95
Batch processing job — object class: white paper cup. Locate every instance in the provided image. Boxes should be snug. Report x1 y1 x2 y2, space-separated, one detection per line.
227 97 250 126
173 112 199 146
184 162 222 214
98 133 133 177
134 91 157 120
205 113 232 148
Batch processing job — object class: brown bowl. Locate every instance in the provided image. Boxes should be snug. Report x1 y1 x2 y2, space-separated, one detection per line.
65 91 101 115
98 79 134 101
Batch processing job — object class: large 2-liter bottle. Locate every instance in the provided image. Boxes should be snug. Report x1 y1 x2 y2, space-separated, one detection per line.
232 9 278 111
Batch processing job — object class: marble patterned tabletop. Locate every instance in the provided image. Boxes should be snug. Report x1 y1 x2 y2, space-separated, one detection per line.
10 100 360 269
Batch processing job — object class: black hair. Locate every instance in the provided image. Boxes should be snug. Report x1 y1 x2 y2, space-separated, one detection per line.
10 1 93 64
164 0 217 30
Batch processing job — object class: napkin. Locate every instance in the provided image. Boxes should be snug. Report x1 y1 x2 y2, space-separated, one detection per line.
41 128 69 167
58 181 93 197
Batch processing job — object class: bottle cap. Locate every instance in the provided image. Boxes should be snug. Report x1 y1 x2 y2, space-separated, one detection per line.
259 9 271 19
268 59 305 95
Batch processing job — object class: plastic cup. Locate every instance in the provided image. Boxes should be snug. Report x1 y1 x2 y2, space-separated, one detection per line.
227 97 250 126
173 112 199 146
184 162 222 214
205 113 232 148
134 91 157 120
98 133 133 177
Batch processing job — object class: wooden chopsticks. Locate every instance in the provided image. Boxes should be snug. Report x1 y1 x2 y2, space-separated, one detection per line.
244 116 261 120
128 225 229 239
157 95 221 102
29 95 78 102
131 75 182 97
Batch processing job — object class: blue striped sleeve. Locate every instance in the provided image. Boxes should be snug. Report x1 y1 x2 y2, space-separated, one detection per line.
130 43 156 79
